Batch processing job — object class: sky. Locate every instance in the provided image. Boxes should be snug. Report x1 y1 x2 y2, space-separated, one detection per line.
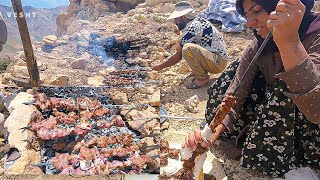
0 0 70 8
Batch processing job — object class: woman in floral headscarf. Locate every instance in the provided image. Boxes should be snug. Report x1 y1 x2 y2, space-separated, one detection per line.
183 0 320 177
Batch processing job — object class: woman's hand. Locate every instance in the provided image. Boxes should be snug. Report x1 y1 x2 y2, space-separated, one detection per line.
182 124 226 151
267 0 305 46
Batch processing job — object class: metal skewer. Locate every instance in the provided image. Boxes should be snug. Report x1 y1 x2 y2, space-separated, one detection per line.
232 32 272 95
33 162 51 167
161 115 205 121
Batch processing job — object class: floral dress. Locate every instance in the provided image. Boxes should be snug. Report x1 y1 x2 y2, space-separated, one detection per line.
206 61 320 177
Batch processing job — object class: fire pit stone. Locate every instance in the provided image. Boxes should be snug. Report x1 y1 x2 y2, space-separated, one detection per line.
110 90 129 105
5 150 42 175
6 92 35 113
148 90 160 107
4 103 43 175
127 119 159 136
48 75 69 86
4 104 40 152
87 75 105 86
120 109 157 122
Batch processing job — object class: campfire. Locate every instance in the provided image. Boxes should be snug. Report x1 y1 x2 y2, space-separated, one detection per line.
2 86 160 175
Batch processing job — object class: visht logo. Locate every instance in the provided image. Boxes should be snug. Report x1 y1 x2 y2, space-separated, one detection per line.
0 11 37 19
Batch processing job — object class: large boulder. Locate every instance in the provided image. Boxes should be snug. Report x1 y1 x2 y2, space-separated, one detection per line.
56 0 146 36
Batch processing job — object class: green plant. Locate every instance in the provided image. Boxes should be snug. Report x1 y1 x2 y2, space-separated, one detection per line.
136 14 147 22
154 16 163 23
0 56 11 73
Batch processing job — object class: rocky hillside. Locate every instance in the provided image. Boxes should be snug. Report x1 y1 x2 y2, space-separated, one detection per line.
1 0 320 179
0 0 250 89
0 5 67 56
56 0 146 36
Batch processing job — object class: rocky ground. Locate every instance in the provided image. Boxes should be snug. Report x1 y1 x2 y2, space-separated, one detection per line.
0 0 320 179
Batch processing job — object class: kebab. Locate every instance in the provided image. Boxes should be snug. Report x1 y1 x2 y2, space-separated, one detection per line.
34 94 108 112
31 117 125 140
177 32 273 179
104 76 139 86
72 133 136 152
35 147 154 175
22 112 123 140
109 69 139 77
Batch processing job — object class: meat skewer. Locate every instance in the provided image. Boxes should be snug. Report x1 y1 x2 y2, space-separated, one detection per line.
33 151 158 175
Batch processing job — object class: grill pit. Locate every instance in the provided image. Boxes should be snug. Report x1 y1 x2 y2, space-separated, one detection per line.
4 86 159 175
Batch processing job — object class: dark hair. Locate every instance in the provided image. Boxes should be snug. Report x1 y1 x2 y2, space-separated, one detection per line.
236 0 317 53
236 0 314 17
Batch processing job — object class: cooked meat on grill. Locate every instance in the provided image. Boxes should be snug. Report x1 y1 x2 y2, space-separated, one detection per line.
129 153 150 170
100 145 139 158
92 107 110 118
96 115 125 130
77 97 103 111
80 146 93 161
31 116 57 131
107 160 124 170
73 122 92 136
51 153 70 171
53 110 80 124
37 126 75 140
59 165 75 175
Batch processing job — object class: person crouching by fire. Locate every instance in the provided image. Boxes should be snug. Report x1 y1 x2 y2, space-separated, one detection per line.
152 1 228 89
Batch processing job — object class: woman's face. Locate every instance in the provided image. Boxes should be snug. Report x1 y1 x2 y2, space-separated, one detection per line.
243 0 270 38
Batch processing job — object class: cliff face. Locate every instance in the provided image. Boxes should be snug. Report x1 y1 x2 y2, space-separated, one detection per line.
0 5 66 56
56 0 145 36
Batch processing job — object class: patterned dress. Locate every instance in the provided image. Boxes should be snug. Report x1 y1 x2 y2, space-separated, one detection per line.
206 61 320 177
